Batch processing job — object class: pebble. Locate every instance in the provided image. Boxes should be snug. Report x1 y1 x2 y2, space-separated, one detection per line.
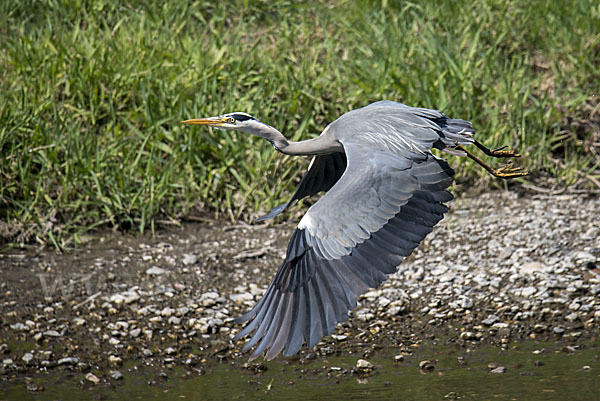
22 353 34 364
482 315 499 326
10 322 28 331
57 357 79 365
355 359 374 373
108 355 122 365
460 297 473 309
177 306 190 316
418 360 435 372
200 292 220 307
565 313 579 322
85 372 100 384
130 328 142 338
161 307 175 317
146 266 167 275
110 370 124 380
182 254 198 265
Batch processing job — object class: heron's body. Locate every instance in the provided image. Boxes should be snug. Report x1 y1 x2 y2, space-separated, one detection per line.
183 100 526 360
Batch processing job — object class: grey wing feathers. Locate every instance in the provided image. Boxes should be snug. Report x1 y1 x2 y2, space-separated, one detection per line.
256 152 347 222
234 152 454 360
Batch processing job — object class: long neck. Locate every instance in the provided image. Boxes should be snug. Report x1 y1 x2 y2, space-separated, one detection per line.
241 122 342 156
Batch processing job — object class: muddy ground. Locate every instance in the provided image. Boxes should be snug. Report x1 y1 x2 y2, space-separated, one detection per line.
0 191 599 391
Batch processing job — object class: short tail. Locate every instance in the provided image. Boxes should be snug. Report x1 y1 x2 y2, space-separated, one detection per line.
433 117 475 156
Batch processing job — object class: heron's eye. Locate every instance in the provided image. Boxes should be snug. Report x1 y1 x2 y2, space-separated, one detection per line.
226 117 235 124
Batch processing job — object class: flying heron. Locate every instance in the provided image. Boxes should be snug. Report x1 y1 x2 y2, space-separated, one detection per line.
182 100 527 360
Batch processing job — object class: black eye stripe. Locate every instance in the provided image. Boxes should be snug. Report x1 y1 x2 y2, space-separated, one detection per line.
231 114 254 122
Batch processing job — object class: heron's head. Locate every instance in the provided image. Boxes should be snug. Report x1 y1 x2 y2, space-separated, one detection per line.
182 112 261 132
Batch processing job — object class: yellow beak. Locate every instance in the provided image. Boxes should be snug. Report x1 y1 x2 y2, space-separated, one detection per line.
181 117 227 126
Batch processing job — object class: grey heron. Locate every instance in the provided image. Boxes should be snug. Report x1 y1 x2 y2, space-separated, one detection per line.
182 100 527 360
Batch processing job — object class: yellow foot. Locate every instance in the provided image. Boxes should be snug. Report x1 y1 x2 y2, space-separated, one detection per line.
474 141 522 158
492 161 529 179
487 146 521 158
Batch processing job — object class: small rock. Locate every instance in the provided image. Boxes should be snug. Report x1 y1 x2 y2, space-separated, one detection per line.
199 291 220 307
146 266 167 276
130 328 142 338
355 359 374 373
165 347 177 355
108 355 122 365
115 321 129 330
73 318 86 326
418 360 435 372
460 297 473 309
22 353 34 364
184 358 197 366
110 370 124 380
57 357 79 365
182 254 198 265
177 306 190 316
331 334 347 341
43 330 60 337
460 331 478 340
521 261 543 273
26 382 43 392
355 309 375 322
482 315 499 326
565 313 579 322
10 322 28 331
229 293 253 303
520 286 538 298
573 251 596 265
563 345 578 353
142 349 153 357
553 326 565 335
123 291 140 304
378 296 391 308
85 372 100 384
394 355 404 363
160 307 175 317
3 358 14 365
168 316 181 325
490 366 506 374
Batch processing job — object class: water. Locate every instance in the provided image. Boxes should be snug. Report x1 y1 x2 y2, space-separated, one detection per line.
2 341 599 401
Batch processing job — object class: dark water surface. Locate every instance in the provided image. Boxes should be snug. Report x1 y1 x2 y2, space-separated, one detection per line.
3 340 598 401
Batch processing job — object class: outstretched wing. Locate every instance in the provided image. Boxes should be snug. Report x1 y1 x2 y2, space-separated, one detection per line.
234 142 454 360
256 152 347 221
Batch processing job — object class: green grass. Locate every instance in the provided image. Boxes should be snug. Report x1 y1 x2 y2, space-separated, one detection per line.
1 0 599 247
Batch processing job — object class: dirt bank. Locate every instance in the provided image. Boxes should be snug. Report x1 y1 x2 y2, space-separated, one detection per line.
1 191 599 388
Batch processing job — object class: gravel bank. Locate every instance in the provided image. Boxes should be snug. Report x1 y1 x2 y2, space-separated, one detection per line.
1 191 599 384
